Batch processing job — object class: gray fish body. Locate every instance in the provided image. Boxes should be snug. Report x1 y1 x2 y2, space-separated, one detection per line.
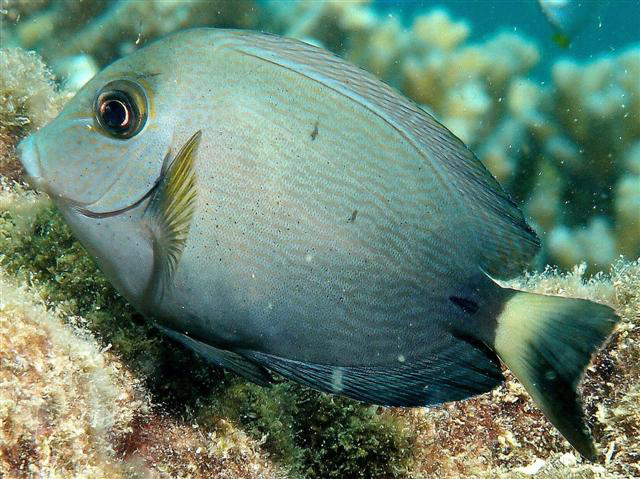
19 29 618 458
151 34 489 366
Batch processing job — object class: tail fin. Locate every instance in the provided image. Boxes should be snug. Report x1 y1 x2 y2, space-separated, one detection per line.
493 289 618 460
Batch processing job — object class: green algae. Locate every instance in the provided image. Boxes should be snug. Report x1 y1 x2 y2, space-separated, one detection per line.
208 380 414 479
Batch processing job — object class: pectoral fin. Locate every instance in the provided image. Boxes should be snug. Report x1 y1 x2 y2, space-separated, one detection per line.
144 131 201 297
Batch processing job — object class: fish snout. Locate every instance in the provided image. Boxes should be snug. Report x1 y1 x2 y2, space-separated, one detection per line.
17 135 47 191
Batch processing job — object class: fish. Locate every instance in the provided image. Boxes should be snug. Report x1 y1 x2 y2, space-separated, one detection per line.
18 28 618 460
538 0 600 47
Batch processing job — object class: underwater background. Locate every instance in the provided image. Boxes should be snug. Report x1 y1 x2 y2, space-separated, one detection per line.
0 1 638 478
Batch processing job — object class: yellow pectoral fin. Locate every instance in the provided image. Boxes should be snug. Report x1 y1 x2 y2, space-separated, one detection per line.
144 130 201 297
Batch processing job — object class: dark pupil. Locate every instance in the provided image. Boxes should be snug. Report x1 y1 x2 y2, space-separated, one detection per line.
101 98 130 130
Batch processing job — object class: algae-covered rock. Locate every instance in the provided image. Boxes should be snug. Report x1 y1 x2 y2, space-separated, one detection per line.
0 267 149 478
0 269 287 479
4 177 636 479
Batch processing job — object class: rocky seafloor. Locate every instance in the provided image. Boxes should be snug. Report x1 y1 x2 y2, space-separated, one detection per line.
0 1 639 478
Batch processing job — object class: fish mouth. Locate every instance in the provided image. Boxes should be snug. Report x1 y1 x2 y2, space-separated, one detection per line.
19 133 173 220
18 134 163 219
17 135 46 191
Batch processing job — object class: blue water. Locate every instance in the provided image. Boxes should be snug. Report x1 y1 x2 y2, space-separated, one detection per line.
374 0 640 78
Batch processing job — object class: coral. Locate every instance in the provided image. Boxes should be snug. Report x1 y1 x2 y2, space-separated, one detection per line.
51 53 98 92
544 49 640 268
262 3 639 270
0 0 51 22
1 0 258 65
2 1 637 267
1 161 637 479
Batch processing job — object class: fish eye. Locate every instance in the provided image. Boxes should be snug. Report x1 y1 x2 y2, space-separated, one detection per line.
94 80 147 139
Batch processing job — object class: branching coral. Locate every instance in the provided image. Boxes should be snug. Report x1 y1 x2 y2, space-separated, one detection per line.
544 49 640 269
2 0 259 65
263 2 639 271
3 1 638 268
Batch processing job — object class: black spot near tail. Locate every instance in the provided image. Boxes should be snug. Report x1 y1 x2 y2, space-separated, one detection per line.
449 296 479 315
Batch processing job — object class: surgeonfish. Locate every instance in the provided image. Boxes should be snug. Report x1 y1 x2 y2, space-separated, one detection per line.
18 29 618 460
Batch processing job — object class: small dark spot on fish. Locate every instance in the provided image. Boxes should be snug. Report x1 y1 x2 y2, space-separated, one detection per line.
449 296 479 314
310 121 319 140
348 210 358 223
135 71 160 80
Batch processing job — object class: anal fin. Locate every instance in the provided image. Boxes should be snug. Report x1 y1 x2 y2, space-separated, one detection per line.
242 337 503 407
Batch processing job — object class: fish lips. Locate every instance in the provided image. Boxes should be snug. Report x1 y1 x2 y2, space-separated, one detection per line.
17 135 46 191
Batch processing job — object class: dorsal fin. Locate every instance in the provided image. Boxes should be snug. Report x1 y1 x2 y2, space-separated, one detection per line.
144 130 200 297
219 31 540 278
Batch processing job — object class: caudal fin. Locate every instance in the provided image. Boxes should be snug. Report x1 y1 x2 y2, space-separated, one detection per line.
493 289 618 460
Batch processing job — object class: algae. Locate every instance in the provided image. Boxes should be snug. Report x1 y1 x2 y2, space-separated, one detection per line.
0 266 286 479
0 48 67 182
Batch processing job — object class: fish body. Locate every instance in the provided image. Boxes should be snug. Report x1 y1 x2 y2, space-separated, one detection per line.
18 29 618 459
